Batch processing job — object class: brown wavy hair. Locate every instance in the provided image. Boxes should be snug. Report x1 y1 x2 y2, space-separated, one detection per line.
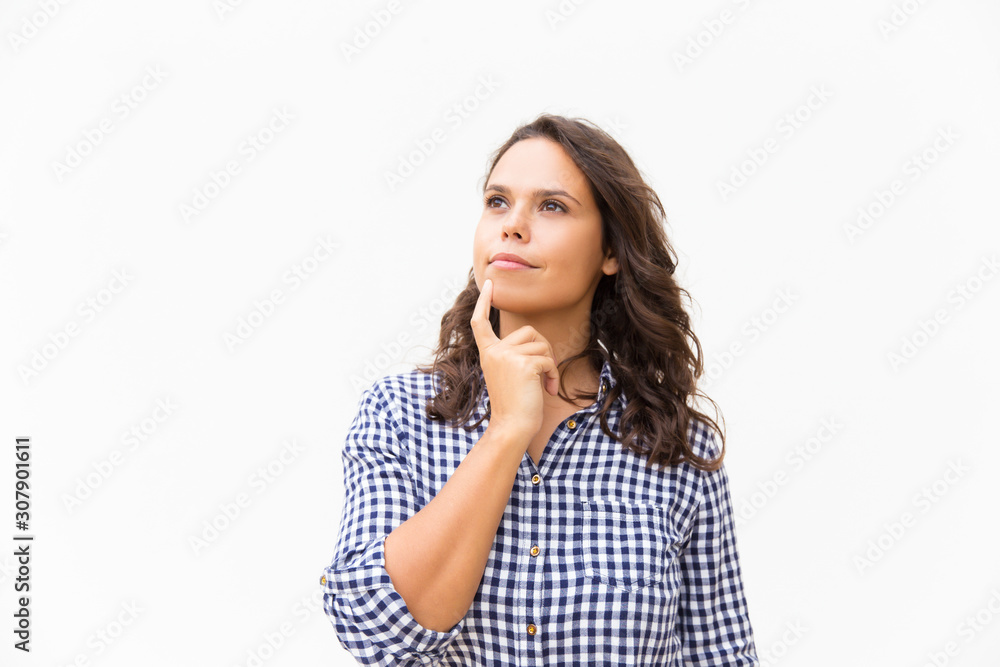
415 113 725 472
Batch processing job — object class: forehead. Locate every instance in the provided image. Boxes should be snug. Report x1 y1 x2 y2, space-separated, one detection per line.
488 138 590 196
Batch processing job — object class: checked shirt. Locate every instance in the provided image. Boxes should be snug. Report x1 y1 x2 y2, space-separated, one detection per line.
320 359 759 665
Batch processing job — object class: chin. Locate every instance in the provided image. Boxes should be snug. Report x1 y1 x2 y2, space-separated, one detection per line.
493 294 547 315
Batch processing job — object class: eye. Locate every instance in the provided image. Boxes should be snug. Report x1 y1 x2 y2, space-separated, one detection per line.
482 195 567 213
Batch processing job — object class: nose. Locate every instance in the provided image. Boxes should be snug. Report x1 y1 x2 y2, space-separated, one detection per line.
501 205 529 240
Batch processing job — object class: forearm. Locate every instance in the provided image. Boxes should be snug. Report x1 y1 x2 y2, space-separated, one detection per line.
383 424 527 632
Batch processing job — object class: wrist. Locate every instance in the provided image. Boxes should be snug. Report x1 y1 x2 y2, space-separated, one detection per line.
485 421 535 449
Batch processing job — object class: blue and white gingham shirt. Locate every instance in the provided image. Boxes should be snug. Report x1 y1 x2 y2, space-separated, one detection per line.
321 359 759 666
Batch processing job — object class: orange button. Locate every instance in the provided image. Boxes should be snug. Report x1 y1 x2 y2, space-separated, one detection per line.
567 420 577 429
530 545 540 557
531 474 541 485
320 575 326 585
527 623 537 635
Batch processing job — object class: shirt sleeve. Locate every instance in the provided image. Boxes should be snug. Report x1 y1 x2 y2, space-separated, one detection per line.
677 429 760 666
320 379 463 666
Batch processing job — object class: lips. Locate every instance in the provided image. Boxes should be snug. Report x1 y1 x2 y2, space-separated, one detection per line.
490 252 536 267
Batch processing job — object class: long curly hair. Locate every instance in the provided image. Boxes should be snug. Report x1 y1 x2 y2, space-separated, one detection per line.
415 113 725 472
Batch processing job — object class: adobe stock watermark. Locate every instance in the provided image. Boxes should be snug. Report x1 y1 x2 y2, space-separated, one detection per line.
188 438 305 556
214 0 249 21
232 585 328 667
224 235 339 352
0 555 18 587
384 75 500 192
544 0 591 30
853 459 969 574
843 126 958 243
701 287 798 391
877 0 932 40
340 0 404 63
602 115 628 142
61 397 178 514
916 588 1000 667
16 268 134 386
56 600 143 666
734 417 843 528
672 0 757 73
716 84 833 202
349 275 466 392
886 254 998 371
51 65 167 183
758 620 807 667
178 106 294 224
7 0 73 53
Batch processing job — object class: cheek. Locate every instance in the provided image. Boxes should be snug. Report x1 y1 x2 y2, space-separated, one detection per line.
550 233 603 281
548 231 596 266
472 228 486 261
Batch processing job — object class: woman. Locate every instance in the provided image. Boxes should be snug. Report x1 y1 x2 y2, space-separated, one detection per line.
320 113 759 665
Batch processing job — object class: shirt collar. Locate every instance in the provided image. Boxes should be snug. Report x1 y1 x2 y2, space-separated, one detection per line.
476 357 623 417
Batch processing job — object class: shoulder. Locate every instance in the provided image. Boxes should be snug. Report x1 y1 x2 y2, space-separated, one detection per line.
358 366 441 417
686 417 723 463
343 368 441 454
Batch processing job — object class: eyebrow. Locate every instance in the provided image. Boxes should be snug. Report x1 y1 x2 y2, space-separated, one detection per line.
484 184 581 207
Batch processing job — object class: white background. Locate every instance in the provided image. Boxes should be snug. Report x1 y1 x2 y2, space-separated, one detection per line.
2 1 999 665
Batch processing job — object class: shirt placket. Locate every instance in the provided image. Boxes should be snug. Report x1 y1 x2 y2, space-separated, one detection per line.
517 400 600 664
515 453 544 663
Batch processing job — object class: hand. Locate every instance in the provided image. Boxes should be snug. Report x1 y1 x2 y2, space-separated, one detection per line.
469 278 560 443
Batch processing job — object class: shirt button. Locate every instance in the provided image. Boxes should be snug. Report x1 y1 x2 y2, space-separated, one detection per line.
601 381 608 393
530 545 540 557
320 575 326 585
526 623 537 636
531 474 541 485
567 419 577 430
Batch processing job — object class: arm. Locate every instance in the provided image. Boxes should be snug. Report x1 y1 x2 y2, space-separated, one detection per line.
387 275 553 631
384 422 527 631
322 278 553 662
320 379 530 665
678 430 760 666
320 380 464 665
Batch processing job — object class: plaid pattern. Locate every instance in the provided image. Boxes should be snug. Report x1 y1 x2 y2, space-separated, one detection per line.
321 360 759 665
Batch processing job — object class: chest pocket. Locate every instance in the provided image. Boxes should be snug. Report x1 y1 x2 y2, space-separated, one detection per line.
580 500 676 590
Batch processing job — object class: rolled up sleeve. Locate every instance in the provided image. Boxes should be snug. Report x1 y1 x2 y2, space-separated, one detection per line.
320 380 463 666
678 430 760 666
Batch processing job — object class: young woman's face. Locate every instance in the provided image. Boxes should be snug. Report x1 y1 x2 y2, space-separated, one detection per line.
473 137 618 317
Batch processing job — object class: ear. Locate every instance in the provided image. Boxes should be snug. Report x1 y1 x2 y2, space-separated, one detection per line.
602 251 619 276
